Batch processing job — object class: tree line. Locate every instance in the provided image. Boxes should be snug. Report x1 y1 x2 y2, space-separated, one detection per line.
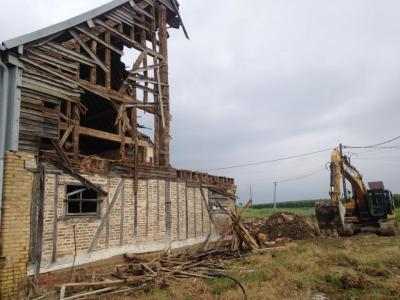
252 194 400 209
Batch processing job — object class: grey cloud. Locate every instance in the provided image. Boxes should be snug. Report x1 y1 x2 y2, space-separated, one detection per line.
1 0 399 203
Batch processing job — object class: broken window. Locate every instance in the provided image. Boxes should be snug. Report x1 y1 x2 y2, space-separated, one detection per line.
65 185 101 217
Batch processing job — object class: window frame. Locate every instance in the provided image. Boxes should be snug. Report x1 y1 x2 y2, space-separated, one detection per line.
64 183 104 218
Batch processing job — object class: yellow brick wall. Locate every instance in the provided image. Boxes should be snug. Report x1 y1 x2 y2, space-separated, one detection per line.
0 152 35 299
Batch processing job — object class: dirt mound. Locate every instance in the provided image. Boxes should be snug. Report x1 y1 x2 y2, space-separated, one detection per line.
244 212 319 241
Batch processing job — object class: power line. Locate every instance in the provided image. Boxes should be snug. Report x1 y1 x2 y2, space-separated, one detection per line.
200 147 333 172
277 168 326 183
344 135 400 149
200 134 400 172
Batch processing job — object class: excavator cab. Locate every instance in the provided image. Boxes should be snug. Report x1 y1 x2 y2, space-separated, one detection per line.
366 189 395 219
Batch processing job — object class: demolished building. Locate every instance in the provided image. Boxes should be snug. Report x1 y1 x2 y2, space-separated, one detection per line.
0 1 236 298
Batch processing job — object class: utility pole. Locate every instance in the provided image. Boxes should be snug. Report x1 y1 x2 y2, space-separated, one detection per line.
249 185 254 202
339 143 348 201
273 181 277 209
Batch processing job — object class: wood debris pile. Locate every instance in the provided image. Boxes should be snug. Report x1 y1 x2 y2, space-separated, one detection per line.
57 248 246 300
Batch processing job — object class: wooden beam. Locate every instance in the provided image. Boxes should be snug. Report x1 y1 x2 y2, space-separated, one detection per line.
50 141 108 197
75 26 123 56
105 30 112 89
119 50 147 94
89 179 124 252
120 182 125 246
59 125 74 147
93 19 162 59
156 68 165 129
52 174 59 263
72 104 80 160
34 165 46 285
59 122 148 147
69 30 109 73
90 40 97 84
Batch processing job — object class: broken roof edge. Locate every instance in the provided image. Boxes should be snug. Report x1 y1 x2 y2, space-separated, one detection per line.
2 0 178 50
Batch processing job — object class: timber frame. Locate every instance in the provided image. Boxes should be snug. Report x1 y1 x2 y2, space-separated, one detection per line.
9 0 175 171
0 1 237 292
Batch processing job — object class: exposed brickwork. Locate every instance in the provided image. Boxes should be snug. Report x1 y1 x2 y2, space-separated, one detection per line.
0 155 225 296
0 152 35 299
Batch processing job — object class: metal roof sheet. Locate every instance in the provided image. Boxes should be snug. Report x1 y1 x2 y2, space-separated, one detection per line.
2 0 178 50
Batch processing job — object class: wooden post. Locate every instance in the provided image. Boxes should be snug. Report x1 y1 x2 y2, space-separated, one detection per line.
105 179 110 248
153 5 170 166
90 40 97 84
193 188 197 237
72 104 80 161
145 180 149 238
165 181 172 250
157 180 160 235
151 4 160 166
34 166 45 285
185 182 189 239
51 174 59 263
120 182 125 246
105 31 111 89
176 182 180 240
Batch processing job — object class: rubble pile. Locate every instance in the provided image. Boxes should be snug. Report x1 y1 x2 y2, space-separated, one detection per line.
244 212 319 241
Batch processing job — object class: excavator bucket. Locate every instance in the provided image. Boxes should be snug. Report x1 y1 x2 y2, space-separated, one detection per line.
315 202 348 235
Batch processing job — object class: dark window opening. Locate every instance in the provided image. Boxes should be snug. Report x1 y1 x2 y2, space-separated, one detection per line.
65 185 101 216
79 63 91 81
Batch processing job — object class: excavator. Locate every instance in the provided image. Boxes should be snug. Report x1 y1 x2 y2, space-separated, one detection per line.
316 146 397 236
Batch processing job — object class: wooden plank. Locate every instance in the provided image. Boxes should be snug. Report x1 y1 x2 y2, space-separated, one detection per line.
90 40 97 84
75 26 123 56
176 181 180 240
119 50 147 94
50 141 108 197
156 68 166 129
89 179 124 252
105 30 111 89
69 30 109 73
72 104 80 160
165 181 172 250
33 166 45 285
29 173 40 265
60 122 148 147
59 125 74 147
105 179 110 248
145 180 149 238
129 0 155 19
157 180 160 234
43 42 97 66
93 19 162 59
199 186 217 228
25 53 77 74
185 183 189 239
26 49 79 69
52 174 59 263
119 181 125 247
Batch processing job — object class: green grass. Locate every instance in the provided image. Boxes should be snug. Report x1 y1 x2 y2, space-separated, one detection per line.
240 207 315 221
241 207 400 222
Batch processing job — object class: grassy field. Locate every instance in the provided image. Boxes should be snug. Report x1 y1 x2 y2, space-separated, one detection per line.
241 207 400 222
110 208 400 300
121 235 400 300
240 207 315 221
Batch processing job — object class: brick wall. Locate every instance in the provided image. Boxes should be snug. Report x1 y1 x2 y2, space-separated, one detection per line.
40 169 214 267
0 154 229 296
0 152 35 299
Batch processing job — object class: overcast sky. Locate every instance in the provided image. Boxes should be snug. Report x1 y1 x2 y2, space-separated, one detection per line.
1 0 399 203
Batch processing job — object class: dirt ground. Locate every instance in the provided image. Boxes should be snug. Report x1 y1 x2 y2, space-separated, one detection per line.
109 234 400 300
